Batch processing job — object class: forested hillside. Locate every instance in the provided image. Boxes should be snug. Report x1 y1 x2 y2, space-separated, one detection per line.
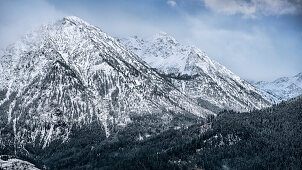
116 95 302 170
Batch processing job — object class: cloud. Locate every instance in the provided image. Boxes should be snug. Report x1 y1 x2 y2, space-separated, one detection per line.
202 0 302 17
203 0 256 16
0 0 66 48
167 0 177 7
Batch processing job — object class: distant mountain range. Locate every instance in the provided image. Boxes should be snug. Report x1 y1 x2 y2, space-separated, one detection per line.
119 33 270 112
250 73 302 103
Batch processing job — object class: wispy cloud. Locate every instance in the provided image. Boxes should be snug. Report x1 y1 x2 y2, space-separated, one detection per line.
167 0 177 7
202 0 302 17
0 0 66 48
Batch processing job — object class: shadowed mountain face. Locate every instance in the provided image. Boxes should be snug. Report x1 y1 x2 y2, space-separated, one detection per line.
120 34 271 112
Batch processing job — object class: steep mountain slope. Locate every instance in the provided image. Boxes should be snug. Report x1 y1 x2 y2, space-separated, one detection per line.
0 16 213 155
120 33 271 112
251 73 302 103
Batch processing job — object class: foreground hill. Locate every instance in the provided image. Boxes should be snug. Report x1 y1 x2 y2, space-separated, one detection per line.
116 95 302 169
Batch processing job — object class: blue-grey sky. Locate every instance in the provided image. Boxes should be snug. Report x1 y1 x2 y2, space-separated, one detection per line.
0 0 301 81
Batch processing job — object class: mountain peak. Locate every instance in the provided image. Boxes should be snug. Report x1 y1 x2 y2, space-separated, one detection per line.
152 32 179 45
156 31 169 36
58 16 100 32
63 16 88 24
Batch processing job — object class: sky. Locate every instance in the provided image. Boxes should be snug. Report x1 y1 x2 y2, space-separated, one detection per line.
0 0 301 81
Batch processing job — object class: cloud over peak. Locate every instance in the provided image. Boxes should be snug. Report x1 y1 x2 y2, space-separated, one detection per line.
202 0 302 17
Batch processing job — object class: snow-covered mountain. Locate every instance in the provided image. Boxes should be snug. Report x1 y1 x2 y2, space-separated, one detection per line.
0 155 40 170
119 33 271 112
251 73 302 103
0 16 213 151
